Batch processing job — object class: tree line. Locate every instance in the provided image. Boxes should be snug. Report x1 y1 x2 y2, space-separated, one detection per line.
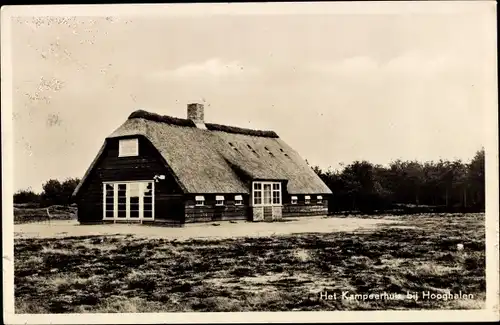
14 149 485 214
14 178 80 207
312 148 485 214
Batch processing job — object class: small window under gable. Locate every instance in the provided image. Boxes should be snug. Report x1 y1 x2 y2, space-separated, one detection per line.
195 195 205 206
119 138 139 157
216 195 225 206
305 195 311 204
291 196 298 205
235 195 243 205
317 195 323 204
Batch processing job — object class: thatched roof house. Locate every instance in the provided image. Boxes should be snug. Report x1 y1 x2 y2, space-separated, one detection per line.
73 103 332 225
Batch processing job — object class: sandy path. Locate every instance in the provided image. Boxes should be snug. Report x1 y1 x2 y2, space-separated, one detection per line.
14 216 401 240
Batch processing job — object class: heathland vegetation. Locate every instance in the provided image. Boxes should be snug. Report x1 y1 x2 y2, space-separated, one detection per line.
15 213 485 312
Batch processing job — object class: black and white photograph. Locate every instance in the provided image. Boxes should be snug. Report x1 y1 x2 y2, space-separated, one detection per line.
2 2 499 324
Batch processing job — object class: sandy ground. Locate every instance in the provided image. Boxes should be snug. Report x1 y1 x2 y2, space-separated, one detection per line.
14 216 401 240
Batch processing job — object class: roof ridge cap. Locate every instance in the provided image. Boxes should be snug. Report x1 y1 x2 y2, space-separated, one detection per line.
128 109 279 138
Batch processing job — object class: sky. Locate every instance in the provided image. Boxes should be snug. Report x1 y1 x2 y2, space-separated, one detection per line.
7 3 497 193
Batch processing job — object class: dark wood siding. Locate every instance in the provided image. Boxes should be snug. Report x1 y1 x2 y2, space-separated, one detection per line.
282 194 329 217
76 136 184 223
184 194 250 223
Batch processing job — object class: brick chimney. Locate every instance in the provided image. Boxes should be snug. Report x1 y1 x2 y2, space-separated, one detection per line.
187 103 206 129
187 103 204 124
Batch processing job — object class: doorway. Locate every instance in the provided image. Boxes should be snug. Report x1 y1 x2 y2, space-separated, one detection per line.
103 181 155 221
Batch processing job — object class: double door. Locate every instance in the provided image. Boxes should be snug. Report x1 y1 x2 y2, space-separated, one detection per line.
103 181 154 221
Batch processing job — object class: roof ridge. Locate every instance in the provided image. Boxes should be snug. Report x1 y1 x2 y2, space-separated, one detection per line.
205 122 279 138
128 109 279 138
128 110 196 128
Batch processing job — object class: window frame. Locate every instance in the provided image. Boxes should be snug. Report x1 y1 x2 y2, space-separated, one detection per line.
118 138 139 157
102 180 154 220
305 195 311 204
291 196 298 205
215 195 225 206
234 195 243 206
195 195 205 207
252 181 282 206
317 195 323 204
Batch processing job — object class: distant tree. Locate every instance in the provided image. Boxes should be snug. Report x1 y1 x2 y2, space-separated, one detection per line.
61 178 81 204
422 161 440 206
405 161 425 206
310 147 484 214
340 161 386 213
467 148 485 210
312 165 323 176
41 179 63 206
372 164 394 208
451 160 469 208
40 178 80 206
13 189 41 204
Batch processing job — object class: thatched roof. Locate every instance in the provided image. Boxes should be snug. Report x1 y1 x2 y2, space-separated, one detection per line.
73 110 332 196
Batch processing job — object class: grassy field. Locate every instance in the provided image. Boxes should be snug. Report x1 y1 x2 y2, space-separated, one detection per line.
14 213 485 313
14 204 77 224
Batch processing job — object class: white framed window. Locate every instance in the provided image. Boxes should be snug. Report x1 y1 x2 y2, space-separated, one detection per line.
253 183 262 205
216 195 225 206
235 195 243 205
252 181 281 206
291 196 298 205
317 195 323 204
195 195 205 206
119 138 139 157
103 181 154 220
272 183 281 204
305 195 311 204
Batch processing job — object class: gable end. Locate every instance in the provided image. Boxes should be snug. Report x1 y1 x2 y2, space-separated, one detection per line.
72 135 187 199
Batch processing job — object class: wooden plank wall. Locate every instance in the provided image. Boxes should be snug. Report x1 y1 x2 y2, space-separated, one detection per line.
76 136 184 223
282 194 329 217
184 194 250 223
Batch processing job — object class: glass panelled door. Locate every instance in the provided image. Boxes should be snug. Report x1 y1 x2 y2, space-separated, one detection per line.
103 181 155 221
105 184 114 219
117 184 127 219
143 182 153 219
263 184 272 205
129 183 140 219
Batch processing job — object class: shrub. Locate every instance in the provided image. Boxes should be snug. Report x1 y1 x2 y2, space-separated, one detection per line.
14 189 41 204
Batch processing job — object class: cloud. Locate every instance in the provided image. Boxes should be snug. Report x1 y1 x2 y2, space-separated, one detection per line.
148 58 259 81
307 52 472 80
